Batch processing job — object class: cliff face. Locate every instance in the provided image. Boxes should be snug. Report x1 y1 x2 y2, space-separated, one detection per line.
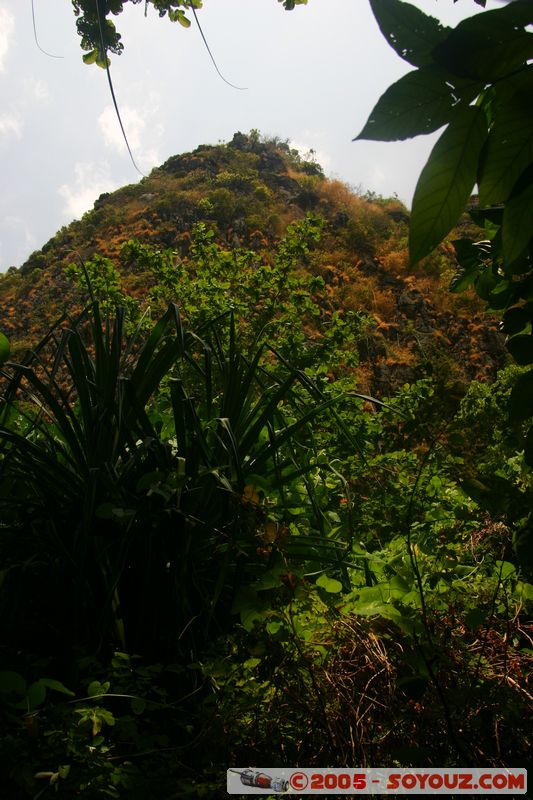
0 132 506 394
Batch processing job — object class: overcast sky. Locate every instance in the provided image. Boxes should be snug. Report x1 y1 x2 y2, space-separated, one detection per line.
0 0 495 271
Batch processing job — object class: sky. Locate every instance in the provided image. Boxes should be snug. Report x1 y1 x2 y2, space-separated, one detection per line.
0 0 496 272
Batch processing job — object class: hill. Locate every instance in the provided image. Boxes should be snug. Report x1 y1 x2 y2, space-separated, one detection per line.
0 131 505 395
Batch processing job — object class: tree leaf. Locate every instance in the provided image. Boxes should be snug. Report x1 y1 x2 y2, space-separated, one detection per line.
169 8 191 26
449 238 490 292
82 49 98 65
501 306 531 337
355 66 480 142
0 332 10 365
465 607 485 630
479 73 533 205
486 279 516 311
351 601 403 623
389 575 411 598
131 697 146 715
508 369 533 422
506 334 533 366
0 671 26 696
26 681 47 710
409 105 488 264
368 0 450 67
96 54 111 69
280 0 308 8
88 680 110 697
39 678 75 697
316 574 343 594
515 580 533 602
502 180 533 266
474 266 498 302
433 2 533 81
449 268 476 293
495 560 517 581
177 12 191 28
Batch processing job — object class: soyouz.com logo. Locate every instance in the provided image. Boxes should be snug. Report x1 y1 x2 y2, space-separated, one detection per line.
227 767 527 794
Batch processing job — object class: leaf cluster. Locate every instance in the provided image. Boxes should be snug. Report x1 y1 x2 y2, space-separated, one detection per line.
357 0 533 262
71 0 305 67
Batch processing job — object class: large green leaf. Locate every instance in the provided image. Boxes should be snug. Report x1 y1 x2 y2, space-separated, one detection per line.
39 678 76 697
355 66 480 142
433 1 533 81
0 332 9 365
474 266 498 303
501 306 531 337
369 0 449 67
502 179 533 266
508 369 533 422
409 105 488 264
168 9 191 26
449 238 490 292
506 334 533 366
316 574 343 594
479 73 533 205
82 49 98 65
0 671 26 696
26 681 47 710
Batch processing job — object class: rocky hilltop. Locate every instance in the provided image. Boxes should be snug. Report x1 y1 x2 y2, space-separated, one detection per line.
0 132 505 395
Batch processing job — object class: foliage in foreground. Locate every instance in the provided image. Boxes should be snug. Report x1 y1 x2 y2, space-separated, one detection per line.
2 586 531 799
0 300 532 797
0 300 356 662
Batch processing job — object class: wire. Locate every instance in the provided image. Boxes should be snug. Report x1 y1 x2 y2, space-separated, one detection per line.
189 3 247 91
94 0 147 178
31 0 63 59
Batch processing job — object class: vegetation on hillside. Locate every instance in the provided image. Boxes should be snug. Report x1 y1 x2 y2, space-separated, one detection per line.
0 134 502 395
1 0 532 795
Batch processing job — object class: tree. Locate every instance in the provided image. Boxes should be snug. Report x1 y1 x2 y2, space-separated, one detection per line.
356 0 533 446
